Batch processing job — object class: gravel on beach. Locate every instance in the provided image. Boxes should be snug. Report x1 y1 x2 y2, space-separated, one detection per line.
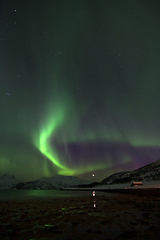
0 189 160 239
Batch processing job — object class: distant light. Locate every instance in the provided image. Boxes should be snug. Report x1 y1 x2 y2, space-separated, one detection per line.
92 174 94 177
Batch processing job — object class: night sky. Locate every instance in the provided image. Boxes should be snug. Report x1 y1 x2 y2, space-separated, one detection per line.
1 0 160 182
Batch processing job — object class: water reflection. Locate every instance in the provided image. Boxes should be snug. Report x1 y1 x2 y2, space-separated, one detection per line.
0 189 112 201
92 191 96 197
0 190 104 200
92 191 96 208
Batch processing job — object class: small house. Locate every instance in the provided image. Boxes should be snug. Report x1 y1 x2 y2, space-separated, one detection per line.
131 181 143 187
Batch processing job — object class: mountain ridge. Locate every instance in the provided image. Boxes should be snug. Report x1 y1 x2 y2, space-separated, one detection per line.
0 174 94 190
101 159 160 184
1 159 160 189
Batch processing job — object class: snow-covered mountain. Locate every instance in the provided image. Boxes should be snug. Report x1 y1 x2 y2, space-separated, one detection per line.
15 177 62 190
52 175 93 188
2 159 160 190
0 174 21 189
101 159 160 184
15 175 93 190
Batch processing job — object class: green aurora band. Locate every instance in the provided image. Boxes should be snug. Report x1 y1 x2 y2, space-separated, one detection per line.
33 103 111 176
32 88 112 176
33 105 65 170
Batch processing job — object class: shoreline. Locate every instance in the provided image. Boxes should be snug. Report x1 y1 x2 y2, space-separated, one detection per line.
64 187 160 196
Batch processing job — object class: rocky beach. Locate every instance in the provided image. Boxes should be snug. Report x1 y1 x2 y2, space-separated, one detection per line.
0 188 160 239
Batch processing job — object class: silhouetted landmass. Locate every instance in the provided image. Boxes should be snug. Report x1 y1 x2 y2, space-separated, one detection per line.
1 159 160 190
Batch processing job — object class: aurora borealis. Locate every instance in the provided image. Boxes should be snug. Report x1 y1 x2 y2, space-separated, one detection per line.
1 1 160 182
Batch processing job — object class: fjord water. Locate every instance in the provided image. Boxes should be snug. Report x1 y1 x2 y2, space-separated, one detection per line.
0 190 111 200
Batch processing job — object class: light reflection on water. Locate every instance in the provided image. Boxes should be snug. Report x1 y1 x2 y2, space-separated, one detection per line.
93 200 96 208
0 189 111 200
92 191 96 208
